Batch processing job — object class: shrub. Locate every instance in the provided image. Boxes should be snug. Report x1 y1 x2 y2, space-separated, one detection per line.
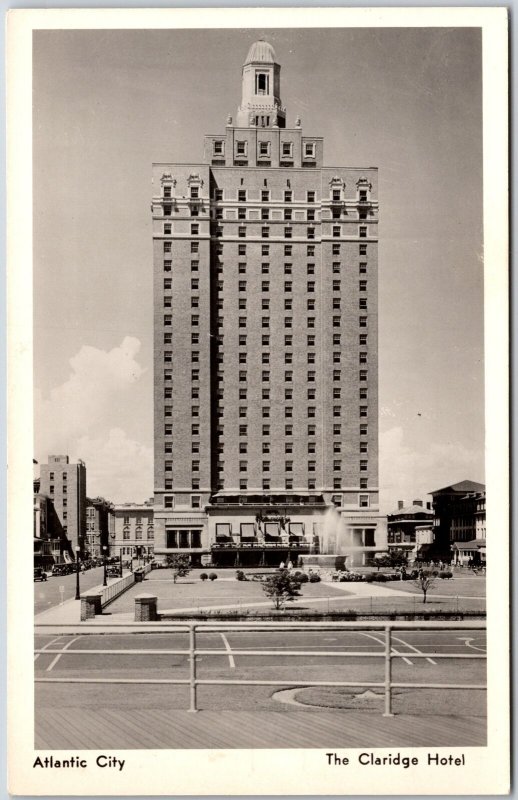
236 570 247 581
298 573 309 583
261 570 302 610
364 572 376 582
439 571 453 579
209 572 218 581
309 573 321 583
199 573 208 581
373 573 387 582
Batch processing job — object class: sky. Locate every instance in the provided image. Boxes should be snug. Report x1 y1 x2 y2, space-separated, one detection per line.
32 27 485 510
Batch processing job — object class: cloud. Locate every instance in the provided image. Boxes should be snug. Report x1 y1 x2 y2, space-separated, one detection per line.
35 337 152 502
380 426 484 513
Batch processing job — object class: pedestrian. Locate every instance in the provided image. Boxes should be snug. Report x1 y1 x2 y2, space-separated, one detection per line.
279 560 285 570
287 560 293 571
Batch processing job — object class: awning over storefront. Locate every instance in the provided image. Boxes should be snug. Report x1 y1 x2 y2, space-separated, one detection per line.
240 522 256 539
289 522 304 536
264 522 280 537
216 523 232 539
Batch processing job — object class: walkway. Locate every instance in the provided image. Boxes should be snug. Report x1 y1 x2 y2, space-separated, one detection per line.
35 707 486 750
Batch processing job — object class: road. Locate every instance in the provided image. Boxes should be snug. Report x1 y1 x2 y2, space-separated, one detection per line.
34 566 106 614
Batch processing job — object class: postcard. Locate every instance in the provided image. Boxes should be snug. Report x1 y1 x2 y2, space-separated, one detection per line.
7 7 509 795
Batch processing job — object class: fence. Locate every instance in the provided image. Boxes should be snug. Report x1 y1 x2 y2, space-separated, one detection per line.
34 619 486 716
85 563 152 610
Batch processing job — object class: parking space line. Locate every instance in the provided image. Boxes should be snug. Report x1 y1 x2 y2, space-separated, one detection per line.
34 635 64 663
357 631 413 665
392 635 436 665
46 636 81 672
219 633 235 669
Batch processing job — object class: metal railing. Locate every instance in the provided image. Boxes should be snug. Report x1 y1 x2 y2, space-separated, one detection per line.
34 620 486 717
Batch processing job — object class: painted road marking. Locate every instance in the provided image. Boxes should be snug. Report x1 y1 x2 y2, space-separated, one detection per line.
34 635 65 663
46 636 82 672
457 636 486 653
219 633 236 669
391 635 437 665
357 631 413 665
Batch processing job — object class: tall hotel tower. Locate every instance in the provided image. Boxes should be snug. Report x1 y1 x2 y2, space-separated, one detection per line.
152 40 384 567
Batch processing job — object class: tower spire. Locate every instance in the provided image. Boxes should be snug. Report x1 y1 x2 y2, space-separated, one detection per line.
236 40 286 128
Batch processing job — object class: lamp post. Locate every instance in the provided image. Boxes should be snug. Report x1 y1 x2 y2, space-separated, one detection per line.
75 546 81 600
119 547 123 576
102 545 108 587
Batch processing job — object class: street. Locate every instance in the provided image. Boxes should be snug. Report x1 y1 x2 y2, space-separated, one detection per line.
34 566 106 615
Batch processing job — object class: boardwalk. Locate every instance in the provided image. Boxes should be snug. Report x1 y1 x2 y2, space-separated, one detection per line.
35 707 486 750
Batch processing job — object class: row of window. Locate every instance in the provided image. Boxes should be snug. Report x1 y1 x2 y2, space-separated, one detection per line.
166 187 370 204
122 529 154 540
48 472 67 480
210 208 368 222
164 225 369 240
165 243 368 258
210 279 367 291
164 259 368 275
212 140 317 159
163 332 367 349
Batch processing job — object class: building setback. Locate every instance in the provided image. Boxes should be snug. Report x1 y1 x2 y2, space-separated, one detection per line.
39 455 87 557
152 40 383 567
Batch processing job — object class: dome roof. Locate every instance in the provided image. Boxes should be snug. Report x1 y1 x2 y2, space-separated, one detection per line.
244 40 276 64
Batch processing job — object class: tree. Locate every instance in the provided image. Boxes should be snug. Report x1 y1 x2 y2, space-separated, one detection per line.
166 554 191 583
261 569 302 610
375 550 408 570
412 569 437 604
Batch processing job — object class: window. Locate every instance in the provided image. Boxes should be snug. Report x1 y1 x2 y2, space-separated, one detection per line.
285 425 293 436
239 353 247 365
239 461 247 473
304 143 315 157
165 405 173 417
237 262 246 274
285 352 293 364
307 352 315 364
262 208 270 220
262 352 270 364
213 140 224 155
360 460 368 472
284 227 292 239
236 141 247 156
284 299 292 310
239 425 247 436
285 406 293 418
307 406 316 418
333 298 341 310
308 460 316 473
307 299 315 311
360 243 367 255
308 441 316 454
214 189 223 201
238 189 247 202
262 190 270 202
332 243 340 255
333 406 341 417
360 406 368 418
262 388 270 400
359 370 368 382
239 316 246 328
263 424 270 436
307 191 315 203
307 281 315 293
360 442 368 454
164 314 172 327
261 263 269 274
191 223 199 235
239 370 247 382
285 245 292 256
262 335 270 346
285 334 293 346
164 368 173 381
238 208 246 220
285 388 293 400
282 143 293 157
262 281 270 292
262 244 270 256
333 388 341 399
359 226 368 238
307 227 315 239
284 208 292 221
238 280 246 292
307 263 315 275
308 424 316 436
284 190 292 201
262 317 269 328
239 405 247 417
307 317 315 328
285 478 293 490
163 241 172 253
359 316 367 328
360 478 368 490
333 479 341 490
262 298 270 310
332 226 341 238
285 317 292 328
285 460 293 473
359 280 367 291
262 370 270 382
359 494 369 508
333 441 341 454
164 260 172 272
307 245 315 256
238 226 246 238
191 242 199 253
261 227 269 238
359 298 367 310
191 297 199 309
359 352 367 364
359 262 367 274
239 244 246 255
285 370 293 382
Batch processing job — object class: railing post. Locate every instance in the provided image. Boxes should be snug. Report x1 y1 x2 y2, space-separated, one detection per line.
383 625 394 717
188 624 198 713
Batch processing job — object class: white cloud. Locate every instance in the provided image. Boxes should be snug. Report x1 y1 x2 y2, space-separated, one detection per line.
35 337 152 501
380 426 484 513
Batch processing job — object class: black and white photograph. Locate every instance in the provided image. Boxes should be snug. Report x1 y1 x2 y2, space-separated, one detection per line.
7 7 509 796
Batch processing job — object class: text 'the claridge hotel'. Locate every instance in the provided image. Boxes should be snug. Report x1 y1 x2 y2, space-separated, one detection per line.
151 40 385 568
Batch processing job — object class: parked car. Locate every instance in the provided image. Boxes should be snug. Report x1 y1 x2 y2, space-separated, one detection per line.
106 565 122 578
51 564 66 576
34 567 48 582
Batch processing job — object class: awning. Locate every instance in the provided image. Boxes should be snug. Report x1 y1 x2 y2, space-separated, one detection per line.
264 522 280 536
240 523 255 537
289 522 304 535
216 523 232 538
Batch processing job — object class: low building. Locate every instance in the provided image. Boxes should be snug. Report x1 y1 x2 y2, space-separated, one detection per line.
387 499 433 558
113 501 154 562
429 480 486 562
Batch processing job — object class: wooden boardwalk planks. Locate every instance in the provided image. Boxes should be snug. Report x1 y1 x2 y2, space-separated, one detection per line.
35 708 487 750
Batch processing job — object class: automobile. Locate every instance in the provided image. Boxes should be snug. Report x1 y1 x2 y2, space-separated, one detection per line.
106 565 122 578
51 564 67 576
34 567 48 582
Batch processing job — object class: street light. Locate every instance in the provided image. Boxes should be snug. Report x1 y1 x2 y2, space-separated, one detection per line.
119 547 123 576
102 545 108 587
75 546 81 600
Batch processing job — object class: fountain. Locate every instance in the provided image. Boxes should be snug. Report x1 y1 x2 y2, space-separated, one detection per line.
300 506 358 570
